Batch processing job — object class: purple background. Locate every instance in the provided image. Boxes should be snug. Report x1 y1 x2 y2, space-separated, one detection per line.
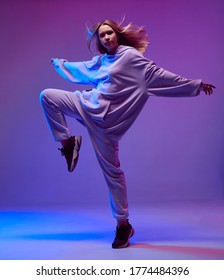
0 0 223 210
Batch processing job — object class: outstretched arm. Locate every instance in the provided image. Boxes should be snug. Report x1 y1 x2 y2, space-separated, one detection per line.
50 56 100 85
145 61 216 98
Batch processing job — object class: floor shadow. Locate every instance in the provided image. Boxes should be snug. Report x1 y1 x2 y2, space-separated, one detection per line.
130 242 224 258
135 226 224 243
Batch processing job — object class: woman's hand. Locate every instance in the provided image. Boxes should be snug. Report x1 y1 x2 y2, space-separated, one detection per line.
201 83 216 95
50 58 57 64
50 58 59 67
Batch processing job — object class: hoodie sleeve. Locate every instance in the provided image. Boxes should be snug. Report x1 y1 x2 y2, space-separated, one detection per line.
51 56 101 85
145 62 202 97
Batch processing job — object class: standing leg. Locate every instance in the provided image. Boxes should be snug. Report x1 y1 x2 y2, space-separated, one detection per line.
88 131 134 248
88 131 128 220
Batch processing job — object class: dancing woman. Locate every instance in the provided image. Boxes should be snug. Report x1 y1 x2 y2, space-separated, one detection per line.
40 19 215 248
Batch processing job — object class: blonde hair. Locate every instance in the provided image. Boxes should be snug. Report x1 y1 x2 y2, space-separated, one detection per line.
87 19 149 54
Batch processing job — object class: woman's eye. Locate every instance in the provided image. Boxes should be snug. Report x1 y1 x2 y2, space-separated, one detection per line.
99 30 113 38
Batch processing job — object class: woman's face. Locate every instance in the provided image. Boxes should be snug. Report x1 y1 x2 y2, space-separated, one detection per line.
98 24 119 54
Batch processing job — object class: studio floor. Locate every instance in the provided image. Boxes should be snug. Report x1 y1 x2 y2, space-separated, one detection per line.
0 200 224 260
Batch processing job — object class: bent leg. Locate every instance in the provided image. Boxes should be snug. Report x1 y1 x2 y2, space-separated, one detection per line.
40 88 84 141
88 131 129 221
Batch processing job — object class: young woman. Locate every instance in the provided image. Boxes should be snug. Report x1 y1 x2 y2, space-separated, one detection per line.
40 19 215 249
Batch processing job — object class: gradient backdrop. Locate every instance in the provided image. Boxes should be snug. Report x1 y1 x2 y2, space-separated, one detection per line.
0 0 223 212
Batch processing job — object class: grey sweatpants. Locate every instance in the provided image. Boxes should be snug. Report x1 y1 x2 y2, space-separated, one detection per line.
40 88 129 221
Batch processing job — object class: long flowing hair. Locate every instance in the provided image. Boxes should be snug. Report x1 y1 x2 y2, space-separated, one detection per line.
87 19 149 54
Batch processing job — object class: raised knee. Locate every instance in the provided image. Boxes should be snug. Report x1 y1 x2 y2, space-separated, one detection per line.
40 88 49 99
39 88 53 104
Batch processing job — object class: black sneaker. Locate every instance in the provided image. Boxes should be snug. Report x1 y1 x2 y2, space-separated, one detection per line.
112 221 134 249
58 136 82 172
